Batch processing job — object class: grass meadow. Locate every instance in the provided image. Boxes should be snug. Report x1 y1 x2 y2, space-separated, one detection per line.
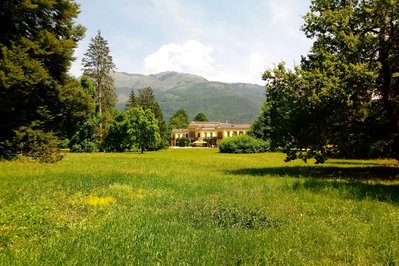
0 149 398 265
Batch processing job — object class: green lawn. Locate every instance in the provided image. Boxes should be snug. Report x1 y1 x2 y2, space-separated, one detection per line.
1 149 398 265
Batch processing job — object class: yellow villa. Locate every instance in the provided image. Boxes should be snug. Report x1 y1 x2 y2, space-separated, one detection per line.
171 121 251 146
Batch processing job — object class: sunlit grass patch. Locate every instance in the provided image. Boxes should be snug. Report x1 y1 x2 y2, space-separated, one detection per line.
108 183 149 200
85 195 116 207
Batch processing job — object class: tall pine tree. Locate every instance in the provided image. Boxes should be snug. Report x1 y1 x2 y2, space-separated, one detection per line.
82 31 116 149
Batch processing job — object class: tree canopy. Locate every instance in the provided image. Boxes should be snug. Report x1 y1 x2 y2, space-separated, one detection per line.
125 107 161 153
136 87 168 148
169 109 189 130
0 0 93 160
252 0 399 162
194 112 209 122
68 76 100 152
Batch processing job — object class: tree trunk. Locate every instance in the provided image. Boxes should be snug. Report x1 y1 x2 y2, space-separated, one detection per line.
384 98 399 159
379 39 399 158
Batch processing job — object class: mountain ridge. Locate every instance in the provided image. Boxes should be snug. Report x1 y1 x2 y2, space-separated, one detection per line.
113 71 265 124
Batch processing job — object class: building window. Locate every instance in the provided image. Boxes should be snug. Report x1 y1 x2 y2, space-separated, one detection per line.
204 132 208 138
210 132 213 138
239 131 244 136
227 131 230 137
233 131 237 136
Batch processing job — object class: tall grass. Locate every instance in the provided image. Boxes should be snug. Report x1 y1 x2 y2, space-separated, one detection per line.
0 149 398 264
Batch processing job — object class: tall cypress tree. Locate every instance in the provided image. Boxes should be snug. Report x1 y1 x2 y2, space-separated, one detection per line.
82 31 116 149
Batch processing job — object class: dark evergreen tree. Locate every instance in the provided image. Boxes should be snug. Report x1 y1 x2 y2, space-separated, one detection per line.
125 89 138 110
194 112 209 122
169 109 189 130
0 0 93 160
136 87 168 148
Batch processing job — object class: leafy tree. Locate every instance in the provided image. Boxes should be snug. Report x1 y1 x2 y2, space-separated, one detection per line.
169 109 189 130
194 112 209 122
0 0 93 160
301 0 399 159
125 107 160 153
103 111 131 152
125 89 137 110
255 0 399 162
69 76 99 152
136 87 168 148
251 63 301 150
82 30 116 148
252 63 332 163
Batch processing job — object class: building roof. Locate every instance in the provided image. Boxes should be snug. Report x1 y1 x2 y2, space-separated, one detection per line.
188 121 251 130
189 121 220 128
171 128 188 133
219 123 251 129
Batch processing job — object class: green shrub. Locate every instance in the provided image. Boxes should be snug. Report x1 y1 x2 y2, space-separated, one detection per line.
219 135 270 154
14 126 63 163
70 140 98 153
69 115 100 152
203 137 217 147
177 137 190 147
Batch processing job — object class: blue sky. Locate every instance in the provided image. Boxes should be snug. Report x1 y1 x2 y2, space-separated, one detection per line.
70 0 312 85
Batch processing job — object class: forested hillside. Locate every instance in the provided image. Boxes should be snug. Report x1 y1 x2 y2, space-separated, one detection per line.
113 71 265 123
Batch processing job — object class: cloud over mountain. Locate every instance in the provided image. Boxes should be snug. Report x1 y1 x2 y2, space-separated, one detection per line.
144 40 214 74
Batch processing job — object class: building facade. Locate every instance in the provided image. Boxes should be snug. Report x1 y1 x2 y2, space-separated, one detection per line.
171 121 251 146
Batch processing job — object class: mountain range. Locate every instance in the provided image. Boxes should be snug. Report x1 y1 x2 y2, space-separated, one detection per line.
113 71 266 124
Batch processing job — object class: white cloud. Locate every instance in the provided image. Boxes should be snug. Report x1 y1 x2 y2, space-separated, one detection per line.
144 40 214 74
70 0 313 85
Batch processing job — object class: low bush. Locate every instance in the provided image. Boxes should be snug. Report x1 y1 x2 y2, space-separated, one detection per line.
203 137 217 147
70 140 98 153
13 125 63 163
219 135 270 154
177 137 190 147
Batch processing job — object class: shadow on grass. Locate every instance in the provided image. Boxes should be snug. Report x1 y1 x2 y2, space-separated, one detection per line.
229 166 399 181
228 166 399 204
325 161 386 166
